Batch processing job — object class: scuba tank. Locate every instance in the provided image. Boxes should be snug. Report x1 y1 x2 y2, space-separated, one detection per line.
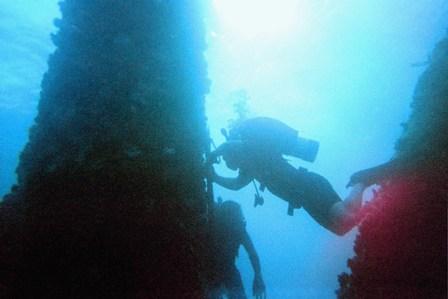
226 117 320 162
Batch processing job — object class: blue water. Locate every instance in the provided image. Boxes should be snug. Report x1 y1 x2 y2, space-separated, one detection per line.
1 1 447 298
206 2 447 298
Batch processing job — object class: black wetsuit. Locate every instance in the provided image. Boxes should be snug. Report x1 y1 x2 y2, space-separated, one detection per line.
240 153 341 230
209 220 248 299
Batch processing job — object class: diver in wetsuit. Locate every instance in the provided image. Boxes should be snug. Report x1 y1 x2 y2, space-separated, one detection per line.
206 117 366 236
208 200 266 299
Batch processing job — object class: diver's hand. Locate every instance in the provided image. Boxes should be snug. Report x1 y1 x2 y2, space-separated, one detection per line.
346 170 368 188
253 274 266 299
346 165 385 188
205 150 220 166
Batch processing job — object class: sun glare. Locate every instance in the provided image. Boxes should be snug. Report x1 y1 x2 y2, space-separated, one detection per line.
213 0 302 39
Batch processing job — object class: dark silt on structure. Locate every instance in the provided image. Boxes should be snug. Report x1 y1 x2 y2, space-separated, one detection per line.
337 33 448 299
0 1 211 298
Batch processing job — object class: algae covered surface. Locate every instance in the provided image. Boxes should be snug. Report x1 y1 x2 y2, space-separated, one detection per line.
1 1 210 297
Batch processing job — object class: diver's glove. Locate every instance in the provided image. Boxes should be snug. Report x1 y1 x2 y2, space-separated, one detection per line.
205 150 220 166
346 161 397 188
253 273 266 299
205 141 235 165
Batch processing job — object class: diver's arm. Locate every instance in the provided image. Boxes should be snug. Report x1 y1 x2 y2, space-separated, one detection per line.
346 158 408 187
206 141 244 165
211 169 252 190
206 145 225 165
242 231 266 299
242 231 261 275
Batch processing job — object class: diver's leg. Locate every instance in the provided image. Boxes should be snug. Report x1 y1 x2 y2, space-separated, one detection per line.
328 183 366 235
206 282 225 299
343 182 366 212
298 171 366 235
223 267 247 299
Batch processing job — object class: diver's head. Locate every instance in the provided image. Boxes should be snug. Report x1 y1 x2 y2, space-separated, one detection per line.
216 200 246 228
220 141 245 171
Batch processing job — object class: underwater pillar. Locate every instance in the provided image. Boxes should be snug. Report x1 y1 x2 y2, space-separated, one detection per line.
0 0 210 298
337 34 447 299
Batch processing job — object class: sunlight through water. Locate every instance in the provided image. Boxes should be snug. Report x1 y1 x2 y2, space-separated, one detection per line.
212 0 306 39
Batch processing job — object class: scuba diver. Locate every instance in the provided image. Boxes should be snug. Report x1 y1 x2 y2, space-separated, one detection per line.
206 117 367 236
208 200 266 299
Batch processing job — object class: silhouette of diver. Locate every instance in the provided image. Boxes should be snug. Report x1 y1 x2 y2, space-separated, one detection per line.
206 117 367 236
208 200 266 299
